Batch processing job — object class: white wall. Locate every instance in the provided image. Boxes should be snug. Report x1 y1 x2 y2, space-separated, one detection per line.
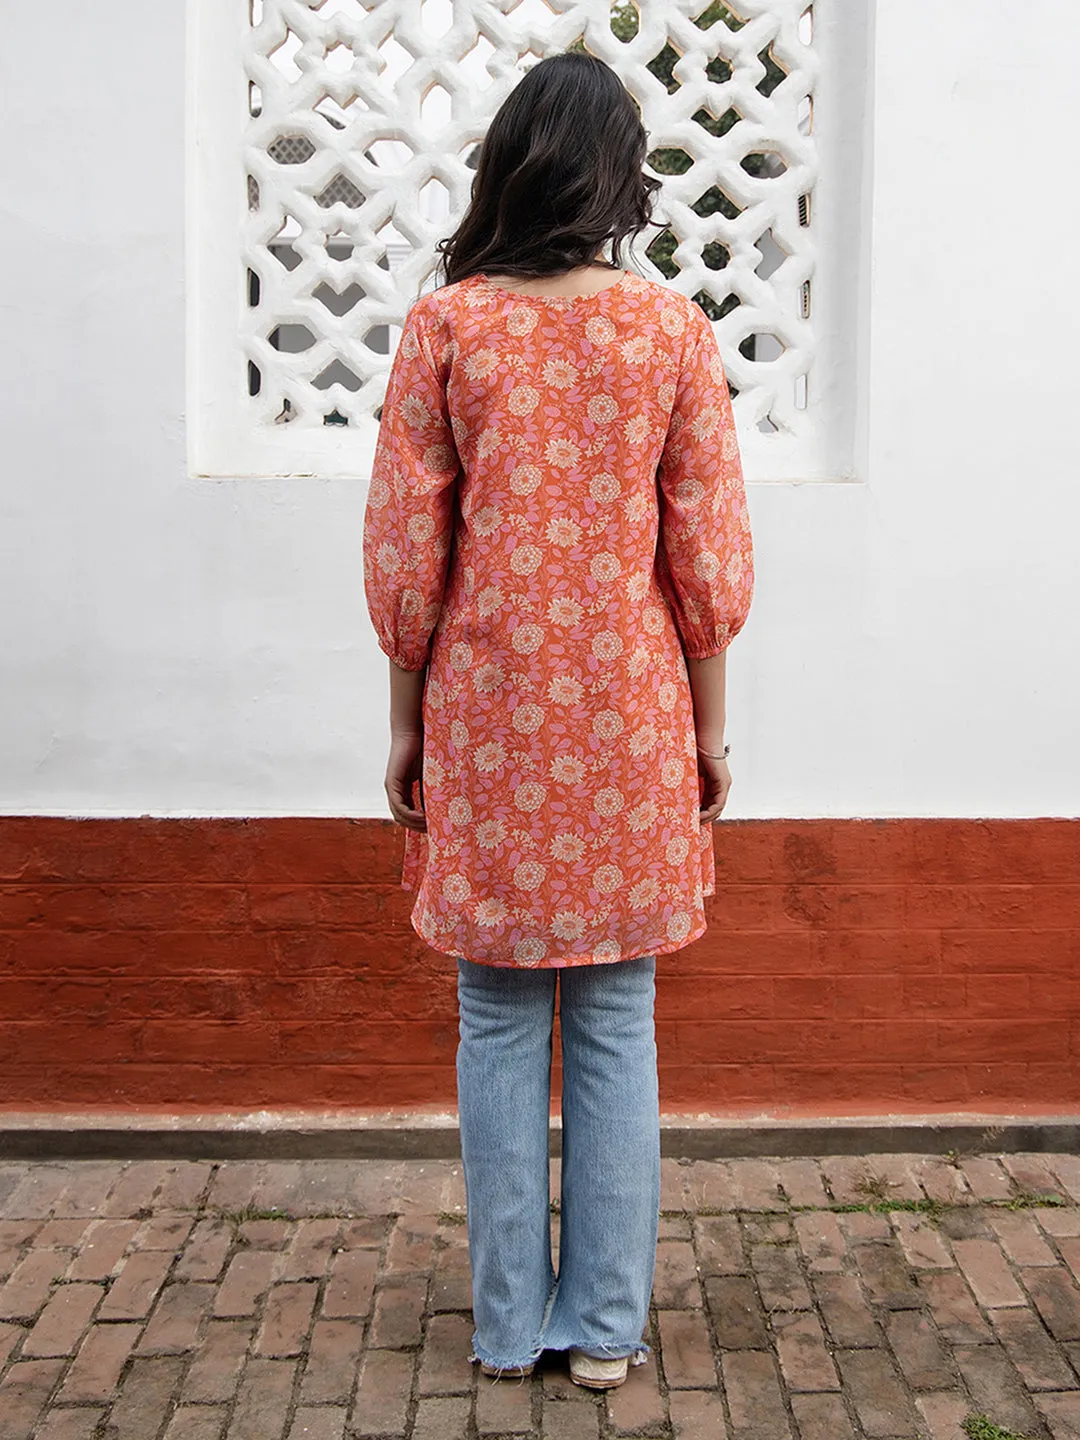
1 1 1077 819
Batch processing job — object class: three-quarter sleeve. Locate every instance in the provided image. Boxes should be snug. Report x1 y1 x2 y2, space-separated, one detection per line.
362 299 461 672
655 302 754 659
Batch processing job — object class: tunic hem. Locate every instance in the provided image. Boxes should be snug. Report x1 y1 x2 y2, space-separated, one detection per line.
409 910 709 970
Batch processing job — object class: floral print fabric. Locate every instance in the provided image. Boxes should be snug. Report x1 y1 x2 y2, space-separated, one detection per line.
362 269 754 968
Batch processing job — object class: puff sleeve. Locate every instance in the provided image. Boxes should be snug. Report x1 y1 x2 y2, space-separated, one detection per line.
655 302 754 659
362 299 461 671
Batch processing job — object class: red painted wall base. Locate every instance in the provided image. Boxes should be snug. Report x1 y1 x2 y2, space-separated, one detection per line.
0 818 1077 1114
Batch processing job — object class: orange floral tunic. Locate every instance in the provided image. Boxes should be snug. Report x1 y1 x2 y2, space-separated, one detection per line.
362 268 754 968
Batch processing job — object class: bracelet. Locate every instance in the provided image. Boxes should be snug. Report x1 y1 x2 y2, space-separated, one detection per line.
696 743 731 760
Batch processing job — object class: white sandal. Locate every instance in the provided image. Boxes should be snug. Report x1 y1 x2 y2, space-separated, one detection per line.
480 1360 534 1378
471 1350 535 1379
569 1348 629 1389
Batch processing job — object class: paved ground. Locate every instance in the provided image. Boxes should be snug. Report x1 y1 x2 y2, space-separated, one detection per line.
2 1152 1080 1439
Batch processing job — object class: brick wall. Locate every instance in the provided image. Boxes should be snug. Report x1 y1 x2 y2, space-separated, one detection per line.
0 818 1077 1114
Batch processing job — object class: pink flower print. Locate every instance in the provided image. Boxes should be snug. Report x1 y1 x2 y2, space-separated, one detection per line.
593 864 623 894
512 703 545 735
476 898 510 928
474 741 507 772
509 384 540 415
476 587 504 618
545 436 581 468
552 911 589 941
510 544 543 576
547 516 583 547
584 315 617 344
590 552 622 582
514 781 547 813
542 357 578 387
587 394 619 423
514 861 546 892
548 597 584 627
629 879 662 909
550 755 588 784
550 833 587 862
591 631 623 662
620 334 655 363
476 818 509 849
548 674 585 704
463 348 499 379
593 787 624 819
510 463 544 494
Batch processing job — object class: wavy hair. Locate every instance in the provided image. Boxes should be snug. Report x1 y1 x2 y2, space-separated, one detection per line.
435 51 662 286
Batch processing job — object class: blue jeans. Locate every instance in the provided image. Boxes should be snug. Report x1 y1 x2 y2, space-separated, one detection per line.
455 953 660 1372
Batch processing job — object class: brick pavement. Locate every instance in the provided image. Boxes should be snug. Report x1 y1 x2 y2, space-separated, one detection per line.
2 1151 1080 1438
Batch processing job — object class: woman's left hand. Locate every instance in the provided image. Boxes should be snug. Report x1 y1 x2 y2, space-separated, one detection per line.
385 730 427 831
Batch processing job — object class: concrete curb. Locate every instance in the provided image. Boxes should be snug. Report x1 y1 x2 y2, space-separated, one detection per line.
1 1110 1078 1160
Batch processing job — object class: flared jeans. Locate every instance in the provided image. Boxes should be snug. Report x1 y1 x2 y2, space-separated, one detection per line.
455 953 661 1373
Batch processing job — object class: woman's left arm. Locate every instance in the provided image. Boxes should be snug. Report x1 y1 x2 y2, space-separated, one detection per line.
385 658 427 831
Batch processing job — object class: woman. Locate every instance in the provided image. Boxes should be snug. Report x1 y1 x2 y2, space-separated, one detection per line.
362 50 754 1390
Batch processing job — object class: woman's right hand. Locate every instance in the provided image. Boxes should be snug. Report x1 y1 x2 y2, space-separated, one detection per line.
697 748 732 824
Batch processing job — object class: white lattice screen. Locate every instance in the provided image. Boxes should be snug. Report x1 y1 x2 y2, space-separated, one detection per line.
189 0 861 481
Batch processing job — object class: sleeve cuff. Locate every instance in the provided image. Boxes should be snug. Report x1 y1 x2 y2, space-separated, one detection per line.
379 637 430 671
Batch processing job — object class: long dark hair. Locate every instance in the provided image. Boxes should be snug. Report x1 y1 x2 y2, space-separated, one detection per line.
435 51 662 287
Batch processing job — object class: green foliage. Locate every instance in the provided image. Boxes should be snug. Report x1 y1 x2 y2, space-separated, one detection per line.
961 1414 1036 1440
570 5 791 320
601 2 787 320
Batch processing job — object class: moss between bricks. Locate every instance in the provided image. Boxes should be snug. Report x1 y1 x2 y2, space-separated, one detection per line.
962 1415 1038 1440
196 1187 1068 1230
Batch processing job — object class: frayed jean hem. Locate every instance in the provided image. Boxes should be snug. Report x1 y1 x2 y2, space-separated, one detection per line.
468 1334 652 1370
466 1272 557 1373
560 1340 652 1365
468 1339 544 1373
